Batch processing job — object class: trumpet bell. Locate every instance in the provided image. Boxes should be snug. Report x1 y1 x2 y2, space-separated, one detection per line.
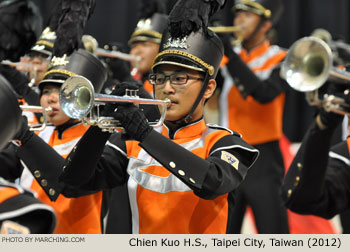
281 37 332 92
59 76 95 119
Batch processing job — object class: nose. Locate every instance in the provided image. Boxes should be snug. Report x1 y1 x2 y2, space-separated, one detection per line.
161 78 175 95
47 92 58 104
130 44 141 56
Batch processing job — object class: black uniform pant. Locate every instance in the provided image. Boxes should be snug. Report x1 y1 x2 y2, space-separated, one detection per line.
228 140 290 234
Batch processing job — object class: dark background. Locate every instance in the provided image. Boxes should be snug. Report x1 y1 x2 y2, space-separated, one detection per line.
31 0 350 142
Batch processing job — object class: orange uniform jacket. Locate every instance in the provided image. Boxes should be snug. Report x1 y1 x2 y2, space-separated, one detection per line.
0 178 56 233
0 123 104 233
60 120 259 234
220 41 287 145
19 123 104 234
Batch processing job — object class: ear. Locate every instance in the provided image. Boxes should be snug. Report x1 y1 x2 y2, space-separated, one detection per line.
262 20 272 34
203 79 217 100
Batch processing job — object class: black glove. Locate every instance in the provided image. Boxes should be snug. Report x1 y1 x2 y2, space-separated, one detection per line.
100 42 133 82
13 116 34 144
110 103 152 142
102 81 141 116
0 65 31 96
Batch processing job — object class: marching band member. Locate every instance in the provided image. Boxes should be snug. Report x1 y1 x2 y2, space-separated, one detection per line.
128 0 168 95
0 177 56 234
282 83 350 232
59 0 259 234
0 49 110 233
218 0 290 233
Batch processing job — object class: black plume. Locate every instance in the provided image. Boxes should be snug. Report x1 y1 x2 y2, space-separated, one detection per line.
48 0 96 57
168 0 226 38
138 0 166 20
0 0 42 61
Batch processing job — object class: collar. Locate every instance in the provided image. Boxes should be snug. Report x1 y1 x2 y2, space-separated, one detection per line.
162 118 207 140
55 119 84 139
238 40 270 62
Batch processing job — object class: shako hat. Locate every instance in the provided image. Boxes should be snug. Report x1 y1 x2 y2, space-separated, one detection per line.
39 49 107 93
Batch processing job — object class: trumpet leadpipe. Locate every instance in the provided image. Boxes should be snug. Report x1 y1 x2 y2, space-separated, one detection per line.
208 26 242 33
96 48 141 63
1 60 32 69
19 105 52 131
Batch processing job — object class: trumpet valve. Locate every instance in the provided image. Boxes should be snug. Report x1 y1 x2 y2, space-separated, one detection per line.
125 89 139 97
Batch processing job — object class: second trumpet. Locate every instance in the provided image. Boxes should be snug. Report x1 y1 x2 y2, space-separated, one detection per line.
59 75 170 132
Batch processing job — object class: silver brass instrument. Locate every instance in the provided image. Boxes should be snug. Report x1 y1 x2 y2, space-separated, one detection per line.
281 36 350 115
209 26 242 33
82 35 141 76
1 60 32 68
209 25 244 46
1 60 37 88
59 75 170 132
20 105 53 131
96 48 141 76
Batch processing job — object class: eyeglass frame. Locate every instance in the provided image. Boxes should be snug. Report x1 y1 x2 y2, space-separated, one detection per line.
148 72 204 86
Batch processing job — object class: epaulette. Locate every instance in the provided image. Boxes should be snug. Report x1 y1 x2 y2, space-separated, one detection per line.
206 123 242 137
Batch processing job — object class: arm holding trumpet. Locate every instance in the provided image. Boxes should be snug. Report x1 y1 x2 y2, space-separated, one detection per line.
281 36 350 218
282 85 350 219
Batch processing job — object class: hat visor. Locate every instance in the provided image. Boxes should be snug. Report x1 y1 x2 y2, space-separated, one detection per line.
152 61 205 73
38 79 65 90
128 36 161 46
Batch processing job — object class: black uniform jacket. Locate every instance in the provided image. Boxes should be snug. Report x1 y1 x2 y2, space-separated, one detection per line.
282 121 350 219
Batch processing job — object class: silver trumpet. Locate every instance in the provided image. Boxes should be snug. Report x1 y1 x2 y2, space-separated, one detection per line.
1 60 38 88
281 36 350 115
209 25 244 46
82 34 141 76
20 105 53 131
1 60 32 68
96 48 141 76
59 75 170 132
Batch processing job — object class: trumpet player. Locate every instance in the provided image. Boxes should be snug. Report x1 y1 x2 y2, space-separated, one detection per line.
0 27 56 126
282 83 350 233
127 0 168 95
0 49 111 233
58 0 259 234
218 0 291 233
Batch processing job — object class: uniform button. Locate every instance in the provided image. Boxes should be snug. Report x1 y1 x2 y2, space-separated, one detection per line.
62 165 66 171
296 176 300 181
49 188 55 196
287 189 292 197
169 162 176 169
297 163 303 170
238 85 244 91
34 170 41 178
41 179 48 187
189 178 196 184
178 170 185 176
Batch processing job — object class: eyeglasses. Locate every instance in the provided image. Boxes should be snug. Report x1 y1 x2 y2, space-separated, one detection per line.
148 73 204 85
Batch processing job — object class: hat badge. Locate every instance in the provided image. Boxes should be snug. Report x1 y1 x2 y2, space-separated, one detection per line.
40 27 57 40
163 37 189 49
136 18 152 30
50 55 69 67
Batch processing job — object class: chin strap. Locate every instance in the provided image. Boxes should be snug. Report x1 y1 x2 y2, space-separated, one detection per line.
242 17 266 46
170 72 210 127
